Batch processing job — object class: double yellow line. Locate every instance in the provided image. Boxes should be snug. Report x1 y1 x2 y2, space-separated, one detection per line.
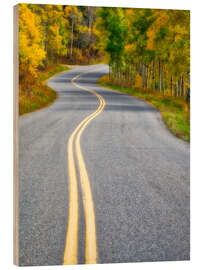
63 69 106 265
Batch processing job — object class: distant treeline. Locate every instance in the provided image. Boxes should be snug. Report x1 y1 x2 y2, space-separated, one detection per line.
19 4 190 100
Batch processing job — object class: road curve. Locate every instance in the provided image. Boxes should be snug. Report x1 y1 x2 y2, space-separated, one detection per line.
19 64 190 266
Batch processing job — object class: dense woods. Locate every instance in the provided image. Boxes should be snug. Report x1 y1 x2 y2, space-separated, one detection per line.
97 7 190 101
18 4 190 114
19 4 102 94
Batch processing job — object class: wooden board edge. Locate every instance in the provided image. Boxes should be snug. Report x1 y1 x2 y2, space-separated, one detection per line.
13 4 19 266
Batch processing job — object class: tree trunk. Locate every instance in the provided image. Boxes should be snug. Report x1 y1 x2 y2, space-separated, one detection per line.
186 87 190 103
162 64 165 95
170 76 173 96
145 65 148 89
70 19 74 58
153 60 156 90
142 64 145 89
181 76 184 96
158 58 161 92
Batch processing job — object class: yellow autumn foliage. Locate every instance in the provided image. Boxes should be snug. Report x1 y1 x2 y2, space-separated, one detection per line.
19 4 46 83
64 5 82 20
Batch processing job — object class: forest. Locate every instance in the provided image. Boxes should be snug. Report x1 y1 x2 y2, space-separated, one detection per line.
19 4 190 99
19 4 102 96
97 8 190 101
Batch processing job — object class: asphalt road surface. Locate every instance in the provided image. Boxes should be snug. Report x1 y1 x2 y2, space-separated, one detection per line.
19 64 190 266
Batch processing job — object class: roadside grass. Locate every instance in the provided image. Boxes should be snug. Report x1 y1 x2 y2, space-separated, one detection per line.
98 75 190 142
19 64 71 116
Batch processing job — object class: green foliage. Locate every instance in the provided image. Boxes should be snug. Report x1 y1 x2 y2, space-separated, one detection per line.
97 7 127 64
96 7 190 101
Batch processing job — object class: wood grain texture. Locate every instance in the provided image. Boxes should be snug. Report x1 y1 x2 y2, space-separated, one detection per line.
13 4 19 266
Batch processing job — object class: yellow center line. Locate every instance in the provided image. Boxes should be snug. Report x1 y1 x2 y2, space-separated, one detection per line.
63 68 106 265
63 130 78 265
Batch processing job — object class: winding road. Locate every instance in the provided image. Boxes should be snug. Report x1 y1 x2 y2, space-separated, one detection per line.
19 64 190 266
